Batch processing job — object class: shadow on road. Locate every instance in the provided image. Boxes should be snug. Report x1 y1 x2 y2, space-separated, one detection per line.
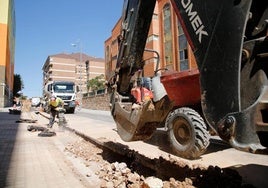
144 129 268 187
144 129 231 157
234 164 268 188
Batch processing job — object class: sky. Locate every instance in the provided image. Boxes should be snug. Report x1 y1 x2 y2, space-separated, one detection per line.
14 0 123 98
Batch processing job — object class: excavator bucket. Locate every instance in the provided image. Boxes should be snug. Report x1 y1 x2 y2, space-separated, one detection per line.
112 95 172 141
171 0 268 152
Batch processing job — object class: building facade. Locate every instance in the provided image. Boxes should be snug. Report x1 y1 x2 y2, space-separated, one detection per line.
104 0 197 80
0 0 15 107
42 53 105 99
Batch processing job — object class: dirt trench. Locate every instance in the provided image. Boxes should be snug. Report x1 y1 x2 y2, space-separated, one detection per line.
64 134 255 188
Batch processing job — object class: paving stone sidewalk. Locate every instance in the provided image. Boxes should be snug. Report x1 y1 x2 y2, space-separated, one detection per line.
0 108 92 188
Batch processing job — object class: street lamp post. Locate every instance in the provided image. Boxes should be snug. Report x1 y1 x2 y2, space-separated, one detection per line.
71 40 83 103
85 60 89 95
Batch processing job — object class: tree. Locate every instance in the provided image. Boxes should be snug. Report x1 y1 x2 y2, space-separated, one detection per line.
13 74 24 97
87 74 105 92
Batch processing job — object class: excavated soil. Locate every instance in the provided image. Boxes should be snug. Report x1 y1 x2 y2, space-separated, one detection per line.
64 135 255 188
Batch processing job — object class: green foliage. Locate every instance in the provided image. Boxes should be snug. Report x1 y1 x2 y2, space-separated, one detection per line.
13 74 24 97
87 74 105 92
20 96 27 100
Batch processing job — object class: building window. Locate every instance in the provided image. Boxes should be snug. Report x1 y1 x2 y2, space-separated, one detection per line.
163 3 173 68
111 55 118 61
153 13 158 20
178 21 189 71
111 39 117 46
147 34 159 43
105 45 112 77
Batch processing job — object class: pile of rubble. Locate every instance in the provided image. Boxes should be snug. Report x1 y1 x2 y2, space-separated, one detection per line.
97 161 194 188
64 135 254 188
65 138 194 188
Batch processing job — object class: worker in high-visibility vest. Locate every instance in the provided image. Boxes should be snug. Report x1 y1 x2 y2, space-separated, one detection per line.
48 95 67 128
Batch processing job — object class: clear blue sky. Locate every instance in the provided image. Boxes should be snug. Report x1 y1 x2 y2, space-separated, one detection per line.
15 0 123 98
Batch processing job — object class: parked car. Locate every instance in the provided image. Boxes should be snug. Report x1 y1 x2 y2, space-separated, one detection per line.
31 97 41 107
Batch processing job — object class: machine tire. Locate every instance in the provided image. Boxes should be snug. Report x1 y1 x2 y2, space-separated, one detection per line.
69 108 75 114
27 125 46 132
38 130 56 137
166 107 210 159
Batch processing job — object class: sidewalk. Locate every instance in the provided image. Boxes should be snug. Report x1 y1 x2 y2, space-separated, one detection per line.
0 108 91 188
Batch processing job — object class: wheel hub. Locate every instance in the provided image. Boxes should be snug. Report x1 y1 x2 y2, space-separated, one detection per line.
174 118 191 145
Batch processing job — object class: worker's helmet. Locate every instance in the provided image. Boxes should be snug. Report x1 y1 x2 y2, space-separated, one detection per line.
50 95 56 101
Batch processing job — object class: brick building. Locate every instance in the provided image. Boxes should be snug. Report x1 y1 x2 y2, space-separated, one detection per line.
104 0 197 80
42 53 105 99
0 0 15 107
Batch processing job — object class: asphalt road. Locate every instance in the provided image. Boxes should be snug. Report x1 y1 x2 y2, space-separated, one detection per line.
74 108 113 123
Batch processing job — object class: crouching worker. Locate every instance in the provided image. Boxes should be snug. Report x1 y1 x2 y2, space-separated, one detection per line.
48 96 67 128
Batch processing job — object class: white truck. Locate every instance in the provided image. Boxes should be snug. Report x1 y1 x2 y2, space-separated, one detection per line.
43 81 78 113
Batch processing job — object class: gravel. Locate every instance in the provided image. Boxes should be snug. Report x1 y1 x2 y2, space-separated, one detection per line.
64 137 195 188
